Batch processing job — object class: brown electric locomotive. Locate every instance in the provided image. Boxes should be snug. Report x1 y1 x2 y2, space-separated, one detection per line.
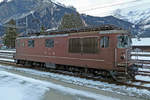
14 25 138 81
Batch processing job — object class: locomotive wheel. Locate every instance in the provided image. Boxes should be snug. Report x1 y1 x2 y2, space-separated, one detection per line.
110 71 128 82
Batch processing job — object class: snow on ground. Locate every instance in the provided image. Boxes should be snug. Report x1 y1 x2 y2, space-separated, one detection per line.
0 70 119 100
0 58 14 62
0 49 16 53
131 52 150 55
0 65 150 99
139 68 150 72
135 75 150 87
136 75 150 82
132 56 150 61
0 71 48 100
142 64 150 67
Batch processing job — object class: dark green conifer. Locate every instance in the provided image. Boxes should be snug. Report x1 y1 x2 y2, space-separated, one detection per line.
59 13 85 30
3 19 17 48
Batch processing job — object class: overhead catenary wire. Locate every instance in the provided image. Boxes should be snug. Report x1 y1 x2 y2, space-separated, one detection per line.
80 0 137 13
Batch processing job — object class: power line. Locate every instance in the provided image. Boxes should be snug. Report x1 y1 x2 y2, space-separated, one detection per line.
80 0 137 13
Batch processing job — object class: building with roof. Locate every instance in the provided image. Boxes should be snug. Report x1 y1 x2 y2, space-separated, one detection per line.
132 38 150 52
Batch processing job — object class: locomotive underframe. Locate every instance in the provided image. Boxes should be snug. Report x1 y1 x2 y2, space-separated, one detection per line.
16 59 138 81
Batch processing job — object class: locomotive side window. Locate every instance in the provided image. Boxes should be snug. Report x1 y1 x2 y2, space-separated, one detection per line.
45 39 54 48
117 35 131 48
69 38 81 53
100 36 109 48
16 40 20 48
22 42 25 47
28 40 34 48
82 37 98 53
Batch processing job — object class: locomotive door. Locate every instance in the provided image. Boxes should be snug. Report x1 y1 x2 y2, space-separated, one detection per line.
115 35 132 67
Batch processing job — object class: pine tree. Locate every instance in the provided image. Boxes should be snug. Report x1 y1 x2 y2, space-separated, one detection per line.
58 13 85 30
3 19 17 48
40 25 46 34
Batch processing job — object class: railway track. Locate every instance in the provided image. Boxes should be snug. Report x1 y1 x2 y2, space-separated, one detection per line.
0 58 150 91
0 50 150 91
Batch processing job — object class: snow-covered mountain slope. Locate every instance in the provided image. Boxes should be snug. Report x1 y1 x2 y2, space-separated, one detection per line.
113 0 150 36
0 0 138 36
113 0 150 24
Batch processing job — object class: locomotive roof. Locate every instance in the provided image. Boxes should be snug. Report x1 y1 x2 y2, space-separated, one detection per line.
17 30 129 39
17 25 130 39
99 30 129 34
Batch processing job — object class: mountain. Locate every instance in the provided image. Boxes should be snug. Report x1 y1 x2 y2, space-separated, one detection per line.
0 0 79 33
113 0 150 37
0 23 4 35
81 15 139 35
0 0 137 36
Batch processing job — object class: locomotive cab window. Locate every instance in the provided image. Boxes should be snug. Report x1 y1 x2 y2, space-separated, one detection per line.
45 39 54 48
100 36 109 48
117 35 131 48
28 40 34 48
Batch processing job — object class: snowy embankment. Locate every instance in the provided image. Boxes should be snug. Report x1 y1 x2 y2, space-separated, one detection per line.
0 65 150 99
136 68 150 83
0 70 48 100
0 68 119 100
0 50 150 99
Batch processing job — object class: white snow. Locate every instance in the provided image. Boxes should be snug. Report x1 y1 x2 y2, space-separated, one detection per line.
136 75 150 82
139 68 150 72
113 0 150 24
0 58 14 62
0 65 150 99
142 24 150 30
0 71 49 100
132 56 150 61
43 0 52 4
0 54 13 58
131 52 150 55
0 87 23 100
0 0 12 3
132 38 150 46
0 70 119 100
17 34 68 39
0 50 16 53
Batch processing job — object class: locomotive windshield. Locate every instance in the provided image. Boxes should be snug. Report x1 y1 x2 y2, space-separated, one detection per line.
117 35 131 48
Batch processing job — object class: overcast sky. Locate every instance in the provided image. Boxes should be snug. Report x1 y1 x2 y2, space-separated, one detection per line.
53 0 138 16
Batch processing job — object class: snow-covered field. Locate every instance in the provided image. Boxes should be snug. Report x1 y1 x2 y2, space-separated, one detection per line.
0 70 48 100
0 50 150 99
0 65 150 100
0 65 122 100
